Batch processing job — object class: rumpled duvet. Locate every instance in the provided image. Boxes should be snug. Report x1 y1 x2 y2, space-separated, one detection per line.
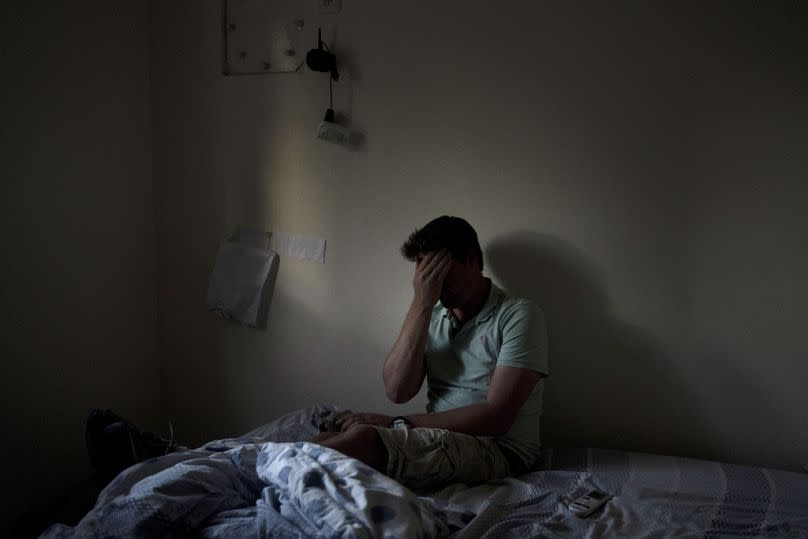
42 441 474 538
42 403 808 538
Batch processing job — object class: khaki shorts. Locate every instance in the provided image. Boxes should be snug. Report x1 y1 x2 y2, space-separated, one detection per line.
372 426 512 492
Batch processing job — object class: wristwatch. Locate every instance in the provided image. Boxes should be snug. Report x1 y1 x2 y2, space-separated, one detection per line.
391 416 410 429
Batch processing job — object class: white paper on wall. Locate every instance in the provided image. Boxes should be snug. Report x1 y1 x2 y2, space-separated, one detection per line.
269 230 326 263
206 227 278 327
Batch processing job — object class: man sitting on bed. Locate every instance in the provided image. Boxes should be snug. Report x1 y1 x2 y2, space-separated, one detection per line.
313 216 549 491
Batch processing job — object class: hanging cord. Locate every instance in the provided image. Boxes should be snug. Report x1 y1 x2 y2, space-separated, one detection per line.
127 429 139 462
322 39 335 109
165 421 175 456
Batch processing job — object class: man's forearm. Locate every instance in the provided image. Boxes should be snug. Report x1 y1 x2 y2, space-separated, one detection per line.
404 402 513 437
382 302 432 403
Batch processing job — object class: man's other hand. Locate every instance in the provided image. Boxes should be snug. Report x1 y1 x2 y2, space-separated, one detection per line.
413 249 452 311
336 412 394 431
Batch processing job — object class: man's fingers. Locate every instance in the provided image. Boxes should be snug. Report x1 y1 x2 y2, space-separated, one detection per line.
339 413 369 431
416 251 435 269
425 252 452 281
416 250 440 271
436 256 452 281
417 250 443 275
421 250 450 279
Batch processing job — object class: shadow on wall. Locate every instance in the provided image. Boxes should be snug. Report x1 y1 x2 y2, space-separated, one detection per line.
486 231 708 458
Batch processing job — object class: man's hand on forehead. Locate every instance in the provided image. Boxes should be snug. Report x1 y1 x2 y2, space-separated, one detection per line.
417 249 450 266
412 249 452 310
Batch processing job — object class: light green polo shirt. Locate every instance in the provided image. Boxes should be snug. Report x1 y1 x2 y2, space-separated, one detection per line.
424 280 549 468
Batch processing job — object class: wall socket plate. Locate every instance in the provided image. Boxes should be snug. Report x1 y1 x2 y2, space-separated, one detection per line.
317 121 352 146
319 0 341 14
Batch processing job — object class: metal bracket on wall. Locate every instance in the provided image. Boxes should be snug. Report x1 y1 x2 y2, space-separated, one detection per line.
222 0 305 75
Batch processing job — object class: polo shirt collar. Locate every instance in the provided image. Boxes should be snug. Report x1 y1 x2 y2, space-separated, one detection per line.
439 278 503 325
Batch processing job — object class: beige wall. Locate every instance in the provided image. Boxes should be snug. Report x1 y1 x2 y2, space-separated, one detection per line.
151 0 808 473
0 1 158 533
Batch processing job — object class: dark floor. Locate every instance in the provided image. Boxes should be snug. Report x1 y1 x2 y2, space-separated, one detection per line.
12 477 102 538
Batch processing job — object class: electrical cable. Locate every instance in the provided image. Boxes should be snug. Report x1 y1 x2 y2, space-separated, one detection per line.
165 421 175 456
128 430 139 462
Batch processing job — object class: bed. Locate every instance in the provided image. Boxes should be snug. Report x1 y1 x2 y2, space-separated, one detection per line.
41 403 808 538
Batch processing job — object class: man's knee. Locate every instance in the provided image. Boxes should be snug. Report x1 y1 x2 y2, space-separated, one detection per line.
344 423 376 438
342 424 384 451
318 424 377 451
310 431 339 444
325 424 388 472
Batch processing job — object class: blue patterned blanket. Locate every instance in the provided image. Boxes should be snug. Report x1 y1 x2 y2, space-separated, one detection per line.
41 404 808 538
42 441 473 538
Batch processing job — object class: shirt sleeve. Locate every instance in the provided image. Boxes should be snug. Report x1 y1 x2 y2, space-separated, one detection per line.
496 299 549 376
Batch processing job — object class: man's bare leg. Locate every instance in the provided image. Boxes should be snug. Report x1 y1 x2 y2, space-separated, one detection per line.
310 431 340 444
313 425 389 473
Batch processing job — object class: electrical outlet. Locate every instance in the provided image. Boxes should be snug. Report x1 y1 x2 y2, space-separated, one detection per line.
319 0 341 14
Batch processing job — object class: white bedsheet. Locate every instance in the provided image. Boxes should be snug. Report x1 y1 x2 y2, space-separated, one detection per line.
434 448 808 538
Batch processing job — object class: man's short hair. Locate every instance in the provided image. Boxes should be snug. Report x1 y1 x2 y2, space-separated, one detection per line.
400 216 484 271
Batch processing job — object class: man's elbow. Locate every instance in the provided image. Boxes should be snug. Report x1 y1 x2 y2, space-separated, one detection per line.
385 386 412 404
488 422 512 437
383 372 405 404
486 405 518 436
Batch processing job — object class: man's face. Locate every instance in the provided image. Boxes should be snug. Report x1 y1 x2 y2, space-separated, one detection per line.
417 250 478 309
